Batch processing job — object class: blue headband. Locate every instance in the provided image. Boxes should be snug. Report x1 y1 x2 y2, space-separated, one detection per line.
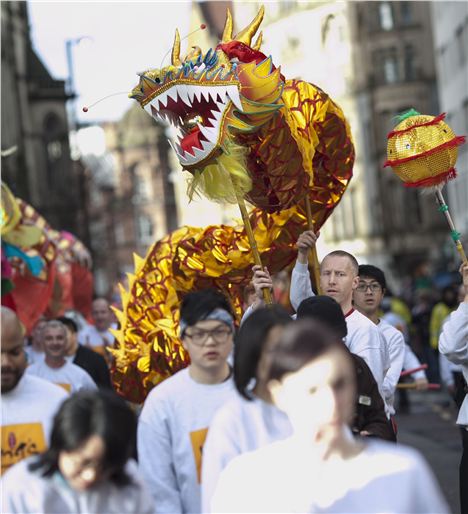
180 308 235 337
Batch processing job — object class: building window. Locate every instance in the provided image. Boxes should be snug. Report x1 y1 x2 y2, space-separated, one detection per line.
379 2 394 31
137 215 154 245
404 44 416 81
456 24 466 67
400 2 413 25
374 48 399 84
383 49 399 83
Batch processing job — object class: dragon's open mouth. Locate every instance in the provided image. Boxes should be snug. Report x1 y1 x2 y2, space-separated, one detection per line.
143 84 242 166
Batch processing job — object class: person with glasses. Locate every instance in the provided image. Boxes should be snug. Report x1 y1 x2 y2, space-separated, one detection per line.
2 390 154 513
353 265 405 434
137 289 236 513
288 230 389 399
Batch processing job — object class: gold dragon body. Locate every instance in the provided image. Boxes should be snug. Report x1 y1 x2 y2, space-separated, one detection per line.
111 7 355 402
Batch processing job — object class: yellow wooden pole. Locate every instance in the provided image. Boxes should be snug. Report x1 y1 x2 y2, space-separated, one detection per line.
435 190 468 264
304 196 322 294
233 184 273 304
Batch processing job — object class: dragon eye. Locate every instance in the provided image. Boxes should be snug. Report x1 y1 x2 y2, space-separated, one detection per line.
405 144 410 149
155 78 161 84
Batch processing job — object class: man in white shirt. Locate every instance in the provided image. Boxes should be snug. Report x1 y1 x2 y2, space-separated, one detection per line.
78 298 116 358
137 289 237 513
1 307 67 474
439 262 468 513
352 265 405 424
27 320 97 393
287 230 389 395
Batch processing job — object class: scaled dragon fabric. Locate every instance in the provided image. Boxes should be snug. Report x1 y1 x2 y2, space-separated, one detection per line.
112 6 355 403
1 182 93 332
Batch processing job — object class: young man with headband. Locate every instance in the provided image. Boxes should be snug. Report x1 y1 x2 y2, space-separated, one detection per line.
138 289 236 513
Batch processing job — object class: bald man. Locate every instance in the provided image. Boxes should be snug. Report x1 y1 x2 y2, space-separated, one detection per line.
1 308 67 474
77 298 116 358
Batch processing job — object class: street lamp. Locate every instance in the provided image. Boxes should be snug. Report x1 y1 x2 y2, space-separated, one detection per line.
65 36 92 156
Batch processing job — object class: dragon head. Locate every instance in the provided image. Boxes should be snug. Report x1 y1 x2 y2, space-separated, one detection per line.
130 6 284 171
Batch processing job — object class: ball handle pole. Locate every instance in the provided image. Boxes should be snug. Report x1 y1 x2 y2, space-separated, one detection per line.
233 180 273 304
435 189 468 264
305 196 322 294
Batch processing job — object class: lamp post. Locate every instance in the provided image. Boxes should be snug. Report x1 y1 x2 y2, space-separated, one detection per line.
65 36 93 247
65 36 92 158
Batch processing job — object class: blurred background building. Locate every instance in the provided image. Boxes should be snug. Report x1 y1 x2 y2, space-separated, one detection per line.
1 1 86 239
431 2 468 240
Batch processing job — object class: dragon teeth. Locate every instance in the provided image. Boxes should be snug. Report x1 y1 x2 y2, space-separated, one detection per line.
227 87 243 111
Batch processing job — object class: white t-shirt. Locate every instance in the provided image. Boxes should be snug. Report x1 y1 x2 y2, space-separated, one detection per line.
345 309 390 393
211 437 449 513
24 346 45 366
26 360 97 394
137 367 236 514
439 302 468 426
1 374 68 474
2 458 155 514
78 325 115 357
290 261 390 395
378 320 405 416
201 394 292 512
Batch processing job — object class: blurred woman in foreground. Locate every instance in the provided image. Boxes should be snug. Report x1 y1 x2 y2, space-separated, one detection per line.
212 320 449 513
2 390 154 514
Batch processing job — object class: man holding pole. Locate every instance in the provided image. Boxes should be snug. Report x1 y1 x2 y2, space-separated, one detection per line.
289 230 389 397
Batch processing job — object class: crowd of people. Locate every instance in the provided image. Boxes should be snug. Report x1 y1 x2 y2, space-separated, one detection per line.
1 230 467 513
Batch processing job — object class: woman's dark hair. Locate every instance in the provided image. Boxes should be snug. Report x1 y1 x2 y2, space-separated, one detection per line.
56 316 78 334
266 319 351 383
29 390 136 486
234 305 292 400
296 295 347 339
180 288 235 327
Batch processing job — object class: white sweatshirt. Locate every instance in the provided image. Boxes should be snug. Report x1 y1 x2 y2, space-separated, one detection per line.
290 261 390 395
201 394 292 512
402 345 427 380
26 360 97 394
1 375 68 474
211 437 449 513
378 320 405 416
438 301 468 426
78 325 116 355
1 458 154 514
137 367 236 513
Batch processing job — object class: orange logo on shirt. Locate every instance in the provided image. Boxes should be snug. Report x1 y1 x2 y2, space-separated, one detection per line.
190 428 208 483
1 423 46 474
57 383 71 392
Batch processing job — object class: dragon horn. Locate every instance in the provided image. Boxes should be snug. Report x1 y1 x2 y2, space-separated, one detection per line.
171 29 182 66
221 8 234 42
252 31 263 51
235 5 264 46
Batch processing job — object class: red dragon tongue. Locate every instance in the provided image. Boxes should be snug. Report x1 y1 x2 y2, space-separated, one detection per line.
181 128 203 156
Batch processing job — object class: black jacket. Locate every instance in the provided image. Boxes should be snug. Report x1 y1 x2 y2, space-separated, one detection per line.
350 352 396 442
73 344 112 389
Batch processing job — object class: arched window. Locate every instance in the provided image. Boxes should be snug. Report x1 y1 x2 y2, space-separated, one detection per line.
43 112 65 186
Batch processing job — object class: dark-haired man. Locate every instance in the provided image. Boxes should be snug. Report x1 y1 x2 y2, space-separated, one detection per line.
1 307 67 473
138 289 236 513
289 230 389 397
57 316 112 389
353 265 404 423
